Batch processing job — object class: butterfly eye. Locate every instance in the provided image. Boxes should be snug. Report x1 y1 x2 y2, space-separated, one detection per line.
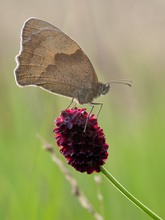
101 84 110 95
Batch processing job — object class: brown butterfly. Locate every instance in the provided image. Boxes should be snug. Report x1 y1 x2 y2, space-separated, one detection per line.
14 18 131 106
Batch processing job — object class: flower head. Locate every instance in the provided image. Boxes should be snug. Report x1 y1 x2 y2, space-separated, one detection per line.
53 108 109 174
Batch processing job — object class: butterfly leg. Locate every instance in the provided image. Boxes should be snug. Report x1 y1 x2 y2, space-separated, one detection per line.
83 102 103 132
90 102 103 119
65 97 75 109
71 102 77 109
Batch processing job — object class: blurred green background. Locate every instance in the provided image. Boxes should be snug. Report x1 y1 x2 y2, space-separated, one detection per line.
1 0 165 219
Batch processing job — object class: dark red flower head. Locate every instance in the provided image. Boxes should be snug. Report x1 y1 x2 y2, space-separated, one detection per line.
53 108 109 174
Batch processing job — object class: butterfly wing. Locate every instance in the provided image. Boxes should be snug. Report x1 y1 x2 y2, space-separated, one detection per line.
14 18 99 103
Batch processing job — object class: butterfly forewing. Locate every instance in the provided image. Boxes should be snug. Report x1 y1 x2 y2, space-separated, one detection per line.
15 18 99 103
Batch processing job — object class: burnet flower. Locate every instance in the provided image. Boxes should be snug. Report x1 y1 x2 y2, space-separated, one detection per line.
52 108 161 219
53 108 109 174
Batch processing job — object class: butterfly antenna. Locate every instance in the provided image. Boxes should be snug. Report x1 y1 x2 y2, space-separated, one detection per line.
107 79 132 87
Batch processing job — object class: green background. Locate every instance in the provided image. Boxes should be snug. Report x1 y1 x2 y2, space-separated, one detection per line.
1 0 165 219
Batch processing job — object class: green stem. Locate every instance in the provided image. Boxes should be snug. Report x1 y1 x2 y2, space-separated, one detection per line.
100 166 163 220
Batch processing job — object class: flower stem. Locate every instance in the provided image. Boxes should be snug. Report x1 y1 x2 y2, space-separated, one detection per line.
100 166 163 220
